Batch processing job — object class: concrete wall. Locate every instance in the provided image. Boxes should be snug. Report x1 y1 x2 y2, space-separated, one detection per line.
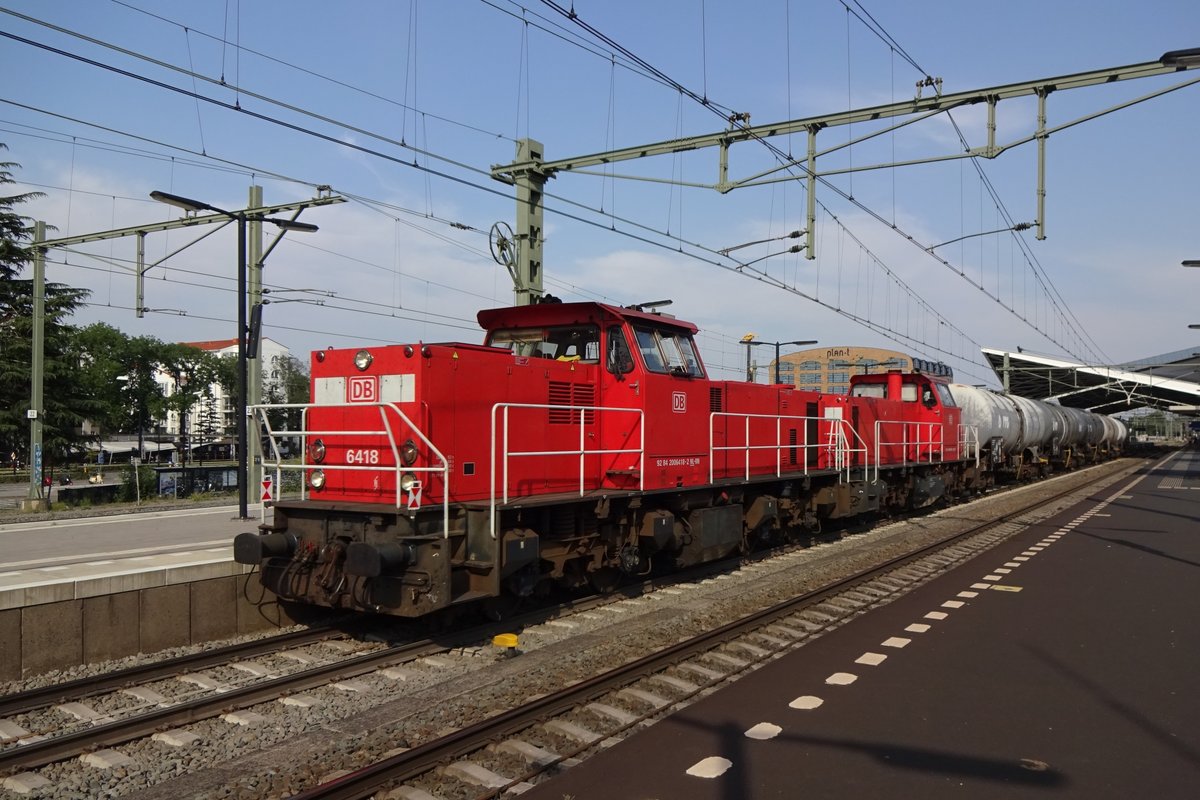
0 567 298 680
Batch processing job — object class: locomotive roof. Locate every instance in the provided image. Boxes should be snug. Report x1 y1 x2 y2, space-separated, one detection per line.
850 370 952 385
477 301 700 335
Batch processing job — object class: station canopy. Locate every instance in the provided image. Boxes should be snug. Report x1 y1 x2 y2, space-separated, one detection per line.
982 347 1200 416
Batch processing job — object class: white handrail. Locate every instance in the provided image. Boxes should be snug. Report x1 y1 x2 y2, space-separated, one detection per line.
490 403 644 539
250 402 451 539
871 419 947 482
958 425 981 467
708 412 868 484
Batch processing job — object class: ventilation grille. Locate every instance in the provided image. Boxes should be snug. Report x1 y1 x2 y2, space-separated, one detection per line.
709 387 724 412
548 382 596 424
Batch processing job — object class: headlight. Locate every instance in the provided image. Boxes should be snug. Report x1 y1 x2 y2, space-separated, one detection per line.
400 472 418 492
400 440 418 466
354 349 374 371
308 439 326 463
309 469 326 490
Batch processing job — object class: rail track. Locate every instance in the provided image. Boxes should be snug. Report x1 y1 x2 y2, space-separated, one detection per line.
0 626 343 720
0 571 721 777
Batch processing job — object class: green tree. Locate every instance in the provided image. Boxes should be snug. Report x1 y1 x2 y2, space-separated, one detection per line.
1 144 42 305
75 322 134 437
159 342 223 457
116 335 169 455
0 146 94 464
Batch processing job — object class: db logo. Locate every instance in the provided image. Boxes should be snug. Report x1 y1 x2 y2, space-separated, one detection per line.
348 375 378 403
672 392 687 413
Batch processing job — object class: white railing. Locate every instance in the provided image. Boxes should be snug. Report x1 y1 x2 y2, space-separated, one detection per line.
709 412 868 484
251 402 451 538
958 425 981 467
490 403 644 539
870 420 947 482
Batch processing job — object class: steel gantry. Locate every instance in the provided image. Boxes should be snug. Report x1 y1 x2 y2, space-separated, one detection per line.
490 49 1200 303
24 189 344 509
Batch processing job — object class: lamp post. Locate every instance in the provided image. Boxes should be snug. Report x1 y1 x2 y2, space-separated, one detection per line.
151 191 318 519
741 335 819 384
740 334 757 382
1188 262 1200 331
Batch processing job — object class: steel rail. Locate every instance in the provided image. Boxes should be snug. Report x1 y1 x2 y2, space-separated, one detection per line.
0 637 451 775
0 587 654 775
0 626 342 718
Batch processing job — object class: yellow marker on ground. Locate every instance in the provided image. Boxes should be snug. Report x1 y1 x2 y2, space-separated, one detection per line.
493 633 520 649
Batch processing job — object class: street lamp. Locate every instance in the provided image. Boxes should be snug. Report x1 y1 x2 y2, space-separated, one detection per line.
1187 262 1200 330
741 335 818 384
151 191 318 519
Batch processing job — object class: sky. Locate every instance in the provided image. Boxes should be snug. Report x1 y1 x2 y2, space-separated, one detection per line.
2 0 1198 388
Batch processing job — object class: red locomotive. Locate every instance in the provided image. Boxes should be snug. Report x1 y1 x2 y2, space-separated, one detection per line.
236 300 1122 618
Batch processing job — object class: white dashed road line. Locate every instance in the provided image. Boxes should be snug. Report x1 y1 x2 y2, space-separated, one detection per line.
744 722 782 740
789 696 824 710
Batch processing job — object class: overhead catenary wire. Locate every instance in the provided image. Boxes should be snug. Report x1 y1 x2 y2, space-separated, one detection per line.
5 81 987 376
4 5 1082 379
540 1 1117 366
536 2 991 371
829 0 1110 364
109 0 515 146
5 6 980 362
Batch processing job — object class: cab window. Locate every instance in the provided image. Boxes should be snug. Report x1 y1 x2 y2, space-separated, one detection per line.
633 325 705 377
934 383 956 407
850 384 886 399
490 325 600 362
606 326 635 376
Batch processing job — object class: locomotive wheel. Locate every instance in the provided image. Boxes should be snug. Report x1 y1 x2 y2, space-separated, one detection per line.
588 566 621 594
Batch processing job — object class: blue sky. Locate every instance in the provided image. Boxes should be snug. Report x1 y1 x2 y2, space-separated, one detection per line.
2 0 1197 387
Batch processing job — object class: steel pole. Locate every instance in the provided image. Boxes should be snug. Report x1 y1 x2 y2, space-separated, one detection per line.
27 222 45 506
236 214 249 519
247 185 263 505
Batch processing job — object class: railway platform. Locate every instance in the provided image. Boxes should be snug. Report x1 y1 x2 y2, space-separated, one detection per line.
0 505 288 680
522 447 1200 799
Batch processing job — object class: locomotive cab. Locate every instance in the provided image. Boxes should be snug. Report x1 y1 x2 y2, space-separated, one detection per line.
846 367 965 506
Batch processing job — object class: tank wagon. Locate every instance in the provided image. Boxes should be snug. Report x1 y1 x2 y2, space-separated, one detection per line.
949 383 1126 476
235 301 1125 618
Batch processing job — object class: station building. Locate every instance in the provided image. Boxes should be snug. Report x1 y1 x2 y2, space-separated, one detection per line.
160 337 289 439
771 346 913 394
